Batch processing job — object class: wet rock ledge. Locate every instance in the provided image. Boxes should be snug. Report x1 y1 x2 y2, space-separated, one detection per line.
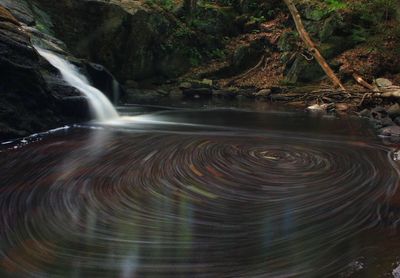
0 5 66 140
0 3 124 140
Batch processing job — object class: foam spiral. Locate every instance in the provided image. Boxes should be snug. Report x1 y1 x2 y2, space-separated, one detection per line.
0 121 398 277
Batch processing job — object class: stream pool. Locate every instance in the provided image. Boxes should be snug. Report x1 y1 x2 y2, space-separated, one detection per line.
1 107 400 277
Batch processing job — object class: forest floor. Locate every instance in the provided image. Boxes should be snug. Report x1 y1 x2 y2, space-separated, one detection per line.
167 9 400 122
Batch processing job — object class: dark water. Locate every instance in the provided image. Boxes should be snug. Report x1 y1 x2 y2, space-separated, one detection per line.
1 108 400 278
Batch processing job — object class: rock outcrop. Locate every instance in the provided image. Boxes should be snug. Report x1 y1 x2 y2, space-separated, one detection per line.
31 0 196 83
0 1 132 139
0 5 67 139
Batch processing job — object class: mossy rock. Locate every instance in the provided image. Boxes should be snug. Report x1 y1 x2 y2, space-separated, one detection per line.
284 55 325 84
277 31 297 52
319 36 355 59
231 39 266 72
191 5 239 36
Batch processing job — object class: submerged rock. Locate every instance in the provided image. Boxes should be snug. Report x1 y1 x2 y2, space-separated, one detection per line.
387 103 400 119
335 103 349 112
394 116 400 126
380 117 395 127
359 109 371 118
380 126 400 137
254 89 272 97
371 106 388 119
212 89 237 99
182 88 213 99
179 82 192 89
306 103 328 112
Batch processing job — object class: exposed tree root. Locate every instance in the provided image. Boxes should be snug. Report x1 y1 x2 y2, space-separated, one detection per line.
227 54 267 86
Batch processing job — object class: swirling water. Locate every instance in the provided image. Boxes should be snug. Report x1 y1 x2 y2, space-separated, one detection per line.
1 108 400 278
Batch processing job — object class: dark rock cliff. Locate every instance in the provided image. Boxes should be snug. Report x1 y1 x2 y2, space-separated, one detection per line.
0 5 69 139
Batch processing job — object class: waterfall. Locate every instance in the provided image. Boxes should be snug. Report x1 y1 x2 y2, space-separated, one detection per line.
35 47 119 121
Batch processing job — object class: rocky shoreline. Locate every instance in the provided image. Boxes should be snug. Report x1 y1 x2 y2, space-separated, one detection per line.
121 76 400 137
1 0 400 140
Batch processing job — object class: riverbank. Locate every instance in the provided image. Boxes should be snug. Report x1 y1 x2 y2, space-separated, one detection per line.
1 0 400 140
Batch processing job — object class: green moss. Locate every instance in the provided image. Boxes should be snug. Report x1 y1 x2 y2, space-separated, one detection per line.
323 0 347 11
31 4 55 36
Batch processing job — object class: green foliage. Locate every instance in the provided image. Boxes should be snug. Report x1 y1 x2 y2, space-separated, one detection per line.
351 0 398 23
187 48 203 66
307 0 347 21
348 0 400 47
350 26 368 43
323 0 347 11
145 0 175 10
174 26 192 39
308 8 329 20
249 15 265 24
209 48 226 60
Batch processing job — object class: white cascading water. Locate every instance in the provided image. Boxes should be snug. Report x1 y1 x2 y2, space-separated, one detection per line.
35 47 119 121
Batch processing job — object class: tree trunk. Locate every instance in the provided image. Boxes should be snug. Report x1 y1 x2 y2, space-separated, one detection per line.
282 0 346 91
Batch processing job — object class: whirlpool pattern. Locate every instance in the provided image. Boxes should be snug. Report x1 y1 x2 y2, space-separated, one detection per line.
0 115 399 278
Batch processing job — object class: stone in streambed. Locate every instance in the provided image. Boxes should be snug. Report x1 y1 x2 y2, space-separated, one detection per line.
335 103 349 112
394 116 400 126
212 89 236 99
270 94 290 101
254 89 272 97
387 103 400 118
380 126 400 137
182 88 213 99
179 82 192 89
371 106 388 119
156 89 170 96
380 117 395 127
170 88 182 97
359 109 371 118
306 104 328 112
375 78 393 88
